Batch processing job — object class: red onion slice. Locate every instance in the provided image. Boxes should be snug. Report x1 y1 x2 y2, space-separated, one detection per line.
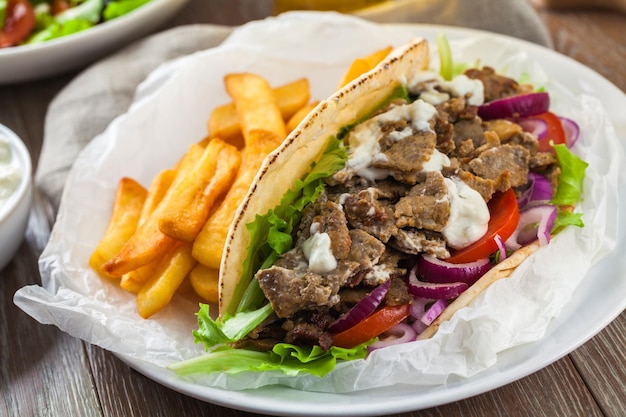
517 172 553 209
560 117 580 148
416 255 492 285
412 319 428 334
327 279 390 333
367 323 417 352
420 299 448 326
478 92 550 120
408 265 469 299
506 204 557 250
518 117 548 139
494 234 507 261
409 296 432 320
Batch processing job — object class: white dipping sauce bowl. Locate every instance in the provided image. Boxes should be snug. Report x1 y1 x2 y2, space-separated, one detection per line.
0 123 33 271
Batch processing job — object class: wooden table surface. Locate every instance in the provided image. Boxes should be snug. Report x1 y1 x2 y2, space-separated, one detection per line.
1 1 625 416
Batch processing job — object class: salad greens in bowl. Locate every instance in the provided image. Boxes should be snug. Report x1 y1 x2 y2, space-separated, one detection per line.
0 0 188 83
1 0 154 47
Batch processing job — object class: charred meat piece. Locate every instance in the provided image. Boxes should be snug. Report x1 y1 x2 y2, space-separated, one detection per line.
394 171 450 231
468 144 530 188
464 66 522 101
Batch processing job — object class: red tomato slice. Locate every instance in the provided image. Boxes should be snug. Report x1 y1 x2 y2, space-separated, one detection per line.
331 304 411 349
446 188 520 264
532 111 567 153
0 0 35 48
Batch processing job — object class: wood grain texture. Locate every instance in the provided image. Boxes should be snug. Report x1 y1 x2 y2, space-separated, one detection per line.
534 9 626 92
1 1 625 416
570 312 626 417
0 220 101 417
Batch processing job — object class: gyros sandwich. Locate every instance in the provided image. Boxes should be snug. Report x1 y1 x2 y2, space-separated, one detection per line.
172 37 587 377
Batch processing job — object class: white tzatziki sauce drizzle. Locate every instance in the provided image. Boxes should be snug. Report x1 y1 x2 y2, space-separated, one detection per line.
339 71 491 250
344 99 440 181
302 222 337 274
441 177 490 249
407 71 485 106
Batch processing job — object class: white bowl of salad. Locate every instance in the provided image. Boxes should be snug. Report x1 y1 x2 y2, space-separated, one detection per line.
0 0 188 84
0 122 32 271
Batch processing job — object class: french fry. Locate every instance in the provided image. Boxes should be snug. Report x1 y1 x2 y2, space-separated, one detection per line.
286 101 320 133
101 219 177 278
139 169 176 227
273 78 311 121
192 129 284 269
225 73 287 141
120 260 162 294
208 78 310 142
136 242 196 318
189 263 220 303
118 169 181 290
100 144 204 277
89 178 147 275
158 138 241 242
337 46 393 88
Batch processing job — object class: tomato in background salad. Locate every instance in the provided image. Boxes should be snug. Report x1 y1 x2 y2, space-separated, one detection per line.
0 0 35 47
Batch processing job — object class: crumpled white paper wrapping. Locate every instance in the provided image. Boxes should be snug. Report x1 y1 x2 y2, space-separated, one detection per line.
14 13 625 393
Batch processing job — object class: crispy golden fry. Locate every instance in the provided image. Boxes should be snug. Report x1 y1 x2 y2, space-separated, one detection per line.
139 169 176 227
89 178 147 276
101 144 204 277
192 129 284 269
208 78 309 143
158 138 241 242
101 219 177 278
286 101 320 133
189 263 220 303
225 73 287 141
120 260 161 294
337 46 393 88
206 105 245 147
136 242 196 318
273 78 311 121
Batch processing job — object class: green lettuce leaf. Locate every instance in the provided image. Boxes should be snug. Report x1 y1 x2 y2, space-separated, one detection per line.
437 33 453 81
169 341 369 378
0 0 7 31
193 303 274 348
103 0 151 20
27 19 92 43
551 143 588 206
550 142 588 232
55 0 103 23
553 210 584 230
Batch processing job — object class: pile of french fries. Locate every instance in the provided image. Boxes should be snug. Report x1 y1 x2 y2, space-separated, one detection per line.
89 46 392 318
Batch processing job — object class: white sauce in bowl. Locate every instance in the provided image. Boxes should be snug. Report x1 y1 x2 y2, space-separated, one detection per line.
0 135 22 210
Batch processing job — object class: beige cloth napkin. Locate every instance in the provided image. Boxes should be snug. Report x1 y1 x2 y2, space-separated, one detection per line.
36 2 551 209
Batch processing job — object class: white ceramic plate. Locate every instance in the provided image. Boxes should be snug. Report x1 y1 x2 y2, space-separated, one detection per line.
0 0 188 84
14 14 626 417
118 23 626 415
